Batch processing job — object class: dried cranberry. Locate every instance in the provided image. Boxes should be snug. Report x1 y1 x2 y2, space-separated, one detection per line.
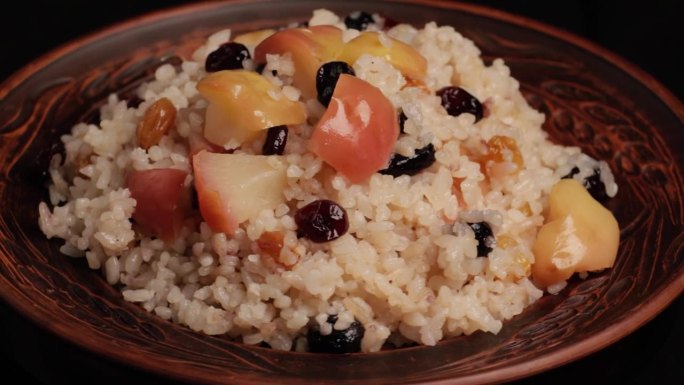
295 200 349 243
205 42 251 72
262 125 288 155
307 315 364 353
344 11 375 31
380 143 436 177
316 61 355 107
583 168 608 202
468 222 494 257
126 96 144 109
398 110 407 134
561 166 580 179
436 86 483 122
382 15 400 30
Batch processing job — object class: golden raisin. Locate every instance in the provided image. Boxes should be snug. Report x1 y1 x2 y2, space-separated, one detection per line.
497 234 518 249
480 135 523 176
257 231 284 258
402 77 430 93
137 97 177 149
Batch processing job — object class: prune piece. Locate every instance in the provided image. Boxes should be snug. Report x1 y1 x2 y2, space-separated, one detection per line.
468 222 494 257
379 144 436 177
316 61 355 107
307 315 364 353
295 200 349 243
436 86 483 122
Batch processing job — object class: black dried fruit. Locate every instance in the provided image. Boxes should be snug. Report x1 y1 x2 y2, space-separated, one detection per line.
205 42 251 72
379 143 436 177
399 110 407 134
436 86 483 122
561 166 580 179
295 199 349 243
468 222 494 257
307 315 364 353
316 61 355 107
126 96 144 109
583 168 608 202
344 11 375 31
262 125 288 155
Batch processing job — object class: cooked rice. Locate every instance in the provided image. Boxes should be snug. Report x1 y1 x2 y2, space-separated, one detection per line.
38 10 617 352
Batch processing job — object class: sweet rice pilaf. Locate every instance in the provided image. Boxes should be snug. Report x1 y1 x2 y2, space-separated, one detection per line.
38 9 618 352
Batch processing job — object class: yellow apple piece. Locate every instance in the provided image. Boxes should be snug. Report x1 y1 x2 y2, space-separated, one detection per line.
233 29 276 48
193 150 287 235
254 25 344 98
197 70 306 147
532 179 620 288
336 32 427 81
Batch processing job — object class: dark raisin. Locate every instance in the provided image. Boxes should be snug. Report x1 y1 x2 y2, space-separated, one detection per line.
307 315 364 353
255 62 266 74
398 110 407 134
205 42 251 72
316 61 355 107
344 11 375 31
436 86 483 122
468 222 494 257
561 166 580 179
379 143 436 177
126 96 144 109
262 125 288 155
382 15 400 30
295 199 349 243
583 168 608 202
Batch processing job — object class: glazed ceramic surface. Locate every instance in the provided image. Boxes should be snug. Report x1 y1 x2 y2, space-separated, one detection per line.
0 1 682 384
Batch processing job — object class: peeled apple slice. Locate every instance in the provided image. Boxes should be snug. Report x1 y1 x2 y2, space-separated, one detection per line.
532 179 619 288
192 150 287 235
336 32 427 81
196 70 306 147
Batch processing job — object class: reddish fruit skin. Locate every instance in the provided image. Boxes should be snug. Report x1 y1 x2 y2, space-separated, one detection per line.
127 168 190 241
310 74 399 183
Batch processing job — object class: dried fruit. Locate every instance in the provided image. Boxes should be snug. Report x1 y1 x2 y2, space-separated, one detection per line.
344 11 375 31
257 231 285 258
436 86 483 122
262 125 289 155
468 222 494 257
316 61 355 107
307 314 364 353
380 144 436 177
205 42 251 72
137 97 177 150
481 135 524 176
295 199 349 243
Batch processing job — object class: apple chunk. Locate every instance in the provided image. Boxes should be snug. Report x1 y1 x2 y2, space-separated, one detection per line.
336 32 427 81
310 74 399 183
127 168 190 242
192 150 287 235
532 179 619 288
197 70 306 147
254 25 344 99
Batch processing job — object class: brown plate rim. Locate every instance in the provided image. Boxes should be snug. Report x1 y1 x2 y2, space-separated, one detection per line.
0 0 683 384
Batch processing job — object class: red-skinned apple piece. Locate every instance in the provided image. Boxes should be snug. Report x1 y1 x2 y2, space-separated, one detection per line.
192 150 287 235
309 74 399 183
127 168 191 242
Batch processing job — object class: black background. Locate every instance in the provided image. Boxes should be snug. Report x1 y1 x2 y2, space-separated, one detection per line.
1 1 682 384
